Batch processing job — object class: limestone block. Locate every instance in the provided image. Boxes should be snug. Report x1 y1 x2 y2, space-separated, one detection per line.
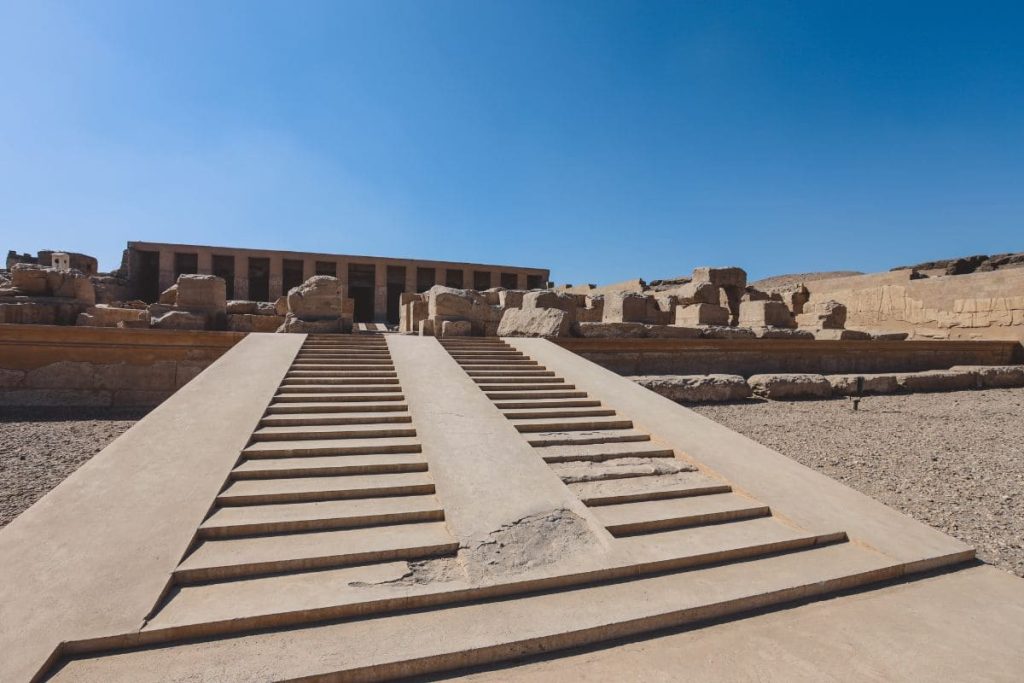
896 369 979 393
643 324 702 338
676 303 729 326
632 374 751 402
700 325 756 339
870 331 909 341
274 296 288 316
117 320 150 329
481 288 504 306
813 329 872 340
950 365 1024 389
575 295 604 323
46 269 95 303
94 362 177 391
441 320 472 338
24 361 98 389
418 318 435 337
175 361 209 388
226 300 259 315
151 310 207 330
498 290 525 310
670 281 721 306
76 305 148 328
522 290 578 318
427 285 485 318
256 301 278 316
10 264 49 295
796 300 847 329
603 293 649 323
827 374 900 396
497 307 570 338
572 322 647 338
753 327 815 339
748 373 832 399
284 276 342 321
159 284 178 305
0 301 58 325
228 313 285 333
176 274 226 313
277 313 342 333
738 301 794 328
691 266 747 290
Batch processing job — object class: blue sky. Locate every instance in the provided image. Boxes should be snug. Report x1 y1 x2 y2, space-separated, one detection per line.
1 1 1021 284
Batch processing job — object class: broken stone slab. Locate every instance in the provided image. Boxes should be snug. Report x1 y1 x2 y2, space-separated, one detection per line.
632 375 751 402
287 276 343 321
11 264 95 304
151 310 207 331
418 318 435 337
813 329 872 341
870 331 910 341
949 365 1024 389
748 373 832 399
675 303 729 326
498 290 525 310
522 291 578 318
796 300 847 329
826 374 900 396
440 320 472 338
691 266 747 291
572 322 648 338
159 284 178 305
176 274 227 313
738 300 795 329
550 457 697 484
643 324 702 339
0 299 87 325
497 307 570 338
76 305 149 328
277 313 344 334
574 295 604 323
752 328 815 339
895 369 979 393
228 314 285 333
226 300 260 315
602 292 649 324
699 325 756 339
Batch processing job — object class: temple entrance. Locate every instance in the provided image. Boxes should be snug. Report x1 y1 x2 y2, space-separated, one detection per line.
348 263 375 322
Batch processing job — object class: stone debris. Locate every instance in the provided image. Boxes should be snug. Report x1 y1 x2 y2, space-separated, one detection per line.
748 373 833 399
497 307 570 338
950 365 1024 389
796 299 847 330
551 457 697 484
631 374 752 402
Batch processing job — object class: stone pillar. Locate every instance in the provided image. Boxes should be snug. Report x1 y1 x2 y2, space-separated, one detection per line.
269 256 283 301
158 249 175 292
337 259 348 297
234 271 249 301
405 266 416 297
197 249 213 275
304 257 318 282
374 261 387 322
464 268 474 291
516 272 526 289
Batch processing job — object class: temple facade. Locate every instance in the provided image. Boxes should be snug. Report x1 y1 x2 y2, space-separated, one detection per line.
124 241 549 323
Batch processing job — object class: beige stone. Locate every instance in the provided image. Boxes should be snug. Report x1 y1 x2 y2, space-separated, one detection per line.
151 310 207 330
632 374 751 402
700 325 756 339
950 365 1024 388
895 369 979 392
277 313 342 333
691 266 747 290
603 292 649 323
228 313 285 333
813 328 871 340
643 324 702 338
76 305 148 328
796 299 847 329
738 300 794 328
441 319 473 338
159 284 178 305
676 303 729 326
497 307 570 337
286 276 342 321
748 373 832 399
573 322 647 338
522 290 577 319
498 290 525 309
753 327 815 339
827 374 900 395
226 300 260 315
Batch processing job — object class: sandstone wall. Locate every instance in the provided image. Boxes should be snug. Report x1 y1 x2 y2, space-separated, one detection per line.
804 268 1024 341
0 324 244 407
555 338 1021 377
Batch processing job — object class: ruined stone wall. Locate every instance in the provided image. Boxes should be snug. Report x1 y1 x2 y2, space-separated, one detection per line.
0 325 243 407
805 268 1024 341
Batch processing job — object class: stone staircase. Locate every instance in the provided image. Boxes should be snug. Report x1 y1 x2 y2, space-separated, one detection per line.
38 334 974 682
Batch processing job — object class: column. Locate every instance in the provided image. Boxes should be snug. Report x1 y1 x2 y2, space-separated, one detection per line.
269 256 283 300
374 261 387 322
404 264 416 296
516 272 526 289
197 249 213 275
463 268 474 291
158 249 175 292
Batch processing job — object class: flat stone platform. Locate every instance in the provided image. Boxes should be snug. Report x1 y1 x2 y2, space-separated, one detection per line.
1 334 1020 682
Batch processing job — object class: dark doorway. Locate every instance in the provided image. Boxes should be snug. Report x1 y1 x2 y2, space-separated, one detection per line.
248 257 270 301
348 263 376 322
386 266 406 325
316 261 337 277
473 270 492 290
134 250 160 302
282 259 304 294
445 269 464 288
527 274 545 289
500 272 518 289
212 254 235 299
416 267 435 293
174 252 198 280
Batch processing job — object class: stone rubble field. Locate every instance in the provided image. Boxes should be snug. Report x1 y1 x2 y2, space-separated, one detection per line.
0 407 147 527
692 387 1024 577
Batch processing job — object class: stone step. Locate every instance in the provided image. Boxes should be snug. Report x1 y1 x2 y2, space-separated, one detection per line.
289 363 396 370
535 441 675 463
275 385 403 394
294 356 393 363
456 359 538 366
280 377 400 386
491 398 603 410
260 412 412 427
471 376 564 384
271 393 406 403
594 493 771 536
242 436 422 459
173 522 457 583
250 424 418 442
486 390 589 400
302 343 388 348
199 496 445 538
64 540 887 680
511 416 633 433
477 382 576 392
503 407 617 420
570 471 731 505
286 370 397 378
217 472 435 505
449 354 528 361
464 369 554 377
525 429 649 447
265 402 409 414
231 454 428 479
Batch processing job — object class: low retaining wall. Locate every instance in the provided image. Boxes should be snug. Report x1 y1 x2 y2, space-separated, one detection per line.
554 338 1023 377
0 324 245 407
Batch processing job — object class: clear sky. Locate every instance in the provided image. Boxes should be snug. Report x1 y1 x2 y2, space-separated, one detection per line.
1 1 1021 284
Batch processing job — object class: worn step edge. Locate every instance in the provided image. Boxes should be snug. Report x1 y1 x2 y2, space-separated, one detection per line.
605 505 772 536
581 483 733 506
216 482 436 506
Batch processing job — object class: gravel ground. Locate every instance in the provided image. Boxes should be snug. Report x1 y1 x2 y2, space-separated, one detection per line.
0 407 147 528
691 388 1024 577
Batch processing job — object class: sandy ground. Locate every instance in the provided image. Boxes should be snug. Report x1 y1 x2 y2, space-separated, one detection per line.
692 388 1024 577
0 407 147 528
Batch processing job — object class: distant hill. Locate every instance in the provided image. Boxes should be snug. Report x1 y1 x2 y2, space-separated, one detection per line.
751 271 863 291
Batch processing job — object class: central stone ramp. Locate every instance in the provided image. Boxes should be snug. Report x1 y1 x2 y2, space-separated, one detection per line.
46 335 975 682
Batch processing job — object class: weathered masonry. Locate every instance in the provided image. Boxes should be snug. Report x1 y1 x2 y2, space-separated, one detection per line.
124 241 549 323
